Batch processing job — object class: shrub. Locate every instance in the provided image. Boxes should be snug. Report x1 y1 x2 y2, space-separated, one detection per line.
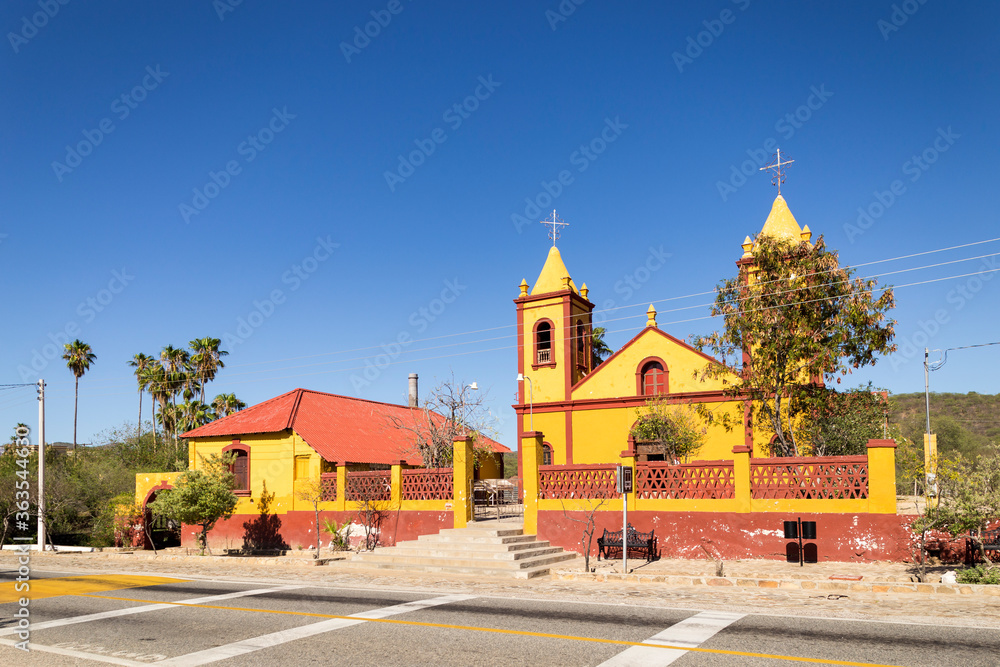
956 565 1000 585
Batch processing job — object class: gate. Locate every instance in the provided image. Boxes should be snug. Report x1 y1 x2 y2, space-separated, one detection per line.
472 478 523 520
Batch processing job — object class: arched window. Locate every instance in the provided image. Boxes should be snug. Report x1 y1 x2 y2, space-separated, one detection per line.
223 441 250 495
542 443 553 466
640 360 667 396
535 320 553 365
575 320 585 357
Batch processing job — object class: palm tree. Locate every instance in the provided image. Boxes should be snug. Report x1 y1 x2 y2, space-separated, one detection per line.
127 353 155 440
591 327 613 368
160 345 190 447
212 393 246 418
179 400 214 432
144 360 168 448
62 339 96 450
189 338 228 403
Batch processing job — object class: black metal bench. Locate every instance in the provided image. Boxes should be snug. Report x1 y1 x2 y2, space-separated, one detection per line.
597 523 655 562
966 526 1000 565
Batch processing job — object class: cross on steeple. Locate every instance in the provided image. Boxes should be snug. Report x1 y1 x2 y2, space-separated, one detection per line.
540 210 568 246
760 148 795 194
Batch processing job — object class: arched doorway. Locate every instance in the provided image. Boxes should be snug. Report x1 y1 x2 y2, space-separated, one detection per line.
143 486 181 550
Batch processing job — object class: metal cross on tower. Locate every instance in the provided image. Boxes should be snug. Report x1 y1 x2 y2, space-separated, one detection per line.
760 148 795 194
540 210 568 246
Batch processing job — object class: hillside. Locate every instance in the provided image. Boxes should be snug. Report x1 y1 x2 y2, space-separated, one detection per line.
890 392 1000 458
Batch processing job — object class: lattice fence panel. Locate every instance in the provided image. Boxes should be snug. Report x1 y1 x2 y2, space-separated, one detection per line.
750 456 869 500
538 464 617 499
345 470 391 501
636 461 735 499
320 473 337 502
402 468 453 500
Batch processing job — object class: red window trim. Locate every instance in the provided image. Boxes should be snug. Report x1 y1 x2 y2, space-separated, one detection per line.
223 440 251 497
532 318 557 370
635 356 669 396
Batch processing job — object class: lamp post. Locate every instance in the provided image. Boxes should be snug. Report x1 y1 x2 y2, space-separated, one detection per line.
516 374 533 432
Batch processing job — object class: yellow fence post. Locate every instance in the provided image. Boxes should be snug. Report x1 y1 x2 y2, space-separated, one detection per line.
391 461 403 508
732 445 752 513
521 431 543 535
867 439 897 514
335 462 346 513
453 436 474 529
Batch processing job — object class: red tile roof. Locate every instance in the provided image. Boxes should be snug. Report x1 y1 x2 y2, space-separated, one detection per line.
182 388 509 465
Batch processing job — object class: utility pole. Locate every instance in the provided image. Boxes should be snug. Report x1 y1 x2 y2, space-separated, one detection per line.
923 349 937 505
37 379 46 551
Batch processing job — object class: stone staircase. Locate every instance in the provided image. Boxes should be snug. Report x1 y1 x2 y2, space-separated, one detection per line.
350 522 578 579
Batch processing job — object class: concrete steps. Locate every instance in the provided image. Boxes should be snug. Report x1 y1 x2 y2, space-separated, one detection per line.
351 523 577 579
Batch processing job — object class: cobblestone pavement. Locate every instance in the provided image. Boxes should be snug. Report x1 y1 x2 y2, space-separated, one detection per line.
5 551 999 630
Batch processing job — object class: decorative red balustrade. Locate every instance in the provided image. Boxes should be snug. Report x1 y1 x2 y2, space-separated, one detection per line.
320 473 337 502
401 468 453 500
750 456 869 500
636 460 735 500
345 470 391 501
538 464 617 499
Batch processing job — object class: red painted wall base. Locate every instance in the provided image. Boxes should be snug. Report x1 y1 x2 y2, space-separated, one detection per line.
175 510 453 551
539 511 921 563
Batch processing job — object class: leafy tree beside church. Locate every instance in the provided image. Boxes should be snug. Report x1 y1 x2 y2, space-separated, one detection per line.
694 202 896 457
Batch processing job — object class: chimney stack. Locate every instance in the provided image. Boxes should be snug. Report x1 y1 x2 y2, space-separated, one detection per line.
408 373 418 407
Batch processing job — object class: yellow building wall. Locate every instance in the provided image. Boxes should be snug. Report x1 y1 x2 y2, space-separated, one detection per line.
572 328 732 401
569 399 744 464
135 471 182 506
188 429 326 516
520 297 569 403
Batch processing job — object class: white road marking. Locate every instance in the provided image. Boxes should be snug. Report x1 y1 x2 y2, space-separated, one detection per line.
0 585 304 636
0 637 147 666
598 610 746 666
158 593 477 666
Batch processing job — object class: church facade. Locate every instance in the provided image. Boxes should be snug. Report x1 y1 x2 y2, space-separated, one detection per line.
513 196 815 474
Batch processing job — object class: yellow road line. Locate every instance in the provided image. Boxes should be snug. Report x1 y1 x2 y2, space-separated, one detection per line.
78 593 904 667
0 575 187 603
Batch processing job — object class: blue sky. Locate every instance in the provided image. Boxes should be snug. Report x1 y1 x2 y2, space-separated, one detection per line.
3 1 998 447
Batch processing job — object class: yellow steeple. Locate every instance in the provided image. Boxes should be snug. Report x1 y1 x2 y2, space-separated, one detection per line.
531 246 578 295
759 194 803 242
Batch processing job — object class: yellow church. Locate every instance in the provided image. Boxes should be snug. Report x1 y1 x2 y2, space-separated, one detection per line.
512 194 813 476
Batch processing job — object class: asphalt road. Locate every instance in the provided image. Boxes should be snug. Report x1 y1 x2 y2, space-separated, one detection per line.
1 569 999 666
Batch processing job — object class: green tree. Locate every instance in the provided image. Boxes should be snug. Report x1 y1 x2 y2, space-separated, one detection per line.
798 384 890 456
178 400 214 432
159 345 190 446
144 361 169 448
128 353 155 441
212 393 246 418
694 234 895 456
147 453 238 555
189 338 228 403
62 339 96 450
629 400 706 463
590 326 613 368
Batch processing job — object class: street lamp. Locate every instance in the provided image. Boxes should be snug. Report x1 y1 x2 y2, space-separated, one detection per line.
516 374 533 432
